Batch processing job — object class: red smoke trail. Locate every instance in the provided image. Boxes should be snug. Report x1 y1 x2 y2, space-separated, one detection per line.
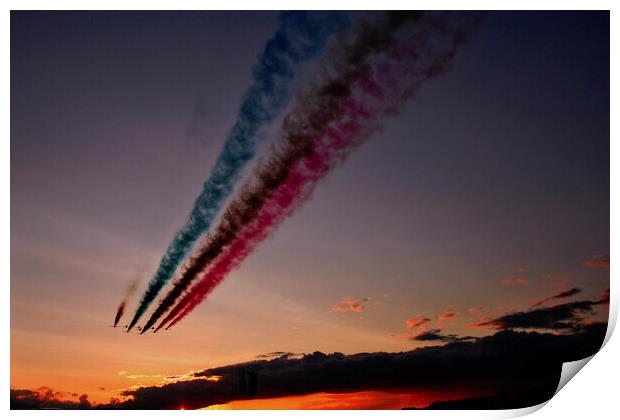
159 13 480 330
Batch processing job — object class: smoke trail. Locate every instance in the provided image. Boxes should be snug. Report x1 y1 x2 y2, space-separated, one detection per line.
113 277 140 327
156 12 482 331
158 100 378 331
127 12 348 331
114 302 127 327
141 12 423 333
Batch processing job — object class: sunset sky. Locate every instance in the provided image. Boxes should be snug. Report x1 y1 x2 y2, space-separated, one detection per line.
11 11 609 407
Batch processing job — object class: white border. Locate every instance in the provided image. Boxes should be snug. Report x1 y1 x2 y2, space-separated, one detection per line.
4 1 617 419
1 0 618 11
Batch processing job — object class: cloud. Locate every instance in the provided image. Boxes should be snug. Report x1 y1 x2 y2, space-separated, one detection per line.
529 298 545 309
405 315 431 330
411 328 446 341
255 352 302 360
584 255 610 268
111 323 606 409
331 297 368 313
553 288 583 299
530 288 582 308
475 298 607 331
11 387 91 409
410 328 474 343
468 316 495 329
13 320 607 409
118 371 167 380
436 307 457 324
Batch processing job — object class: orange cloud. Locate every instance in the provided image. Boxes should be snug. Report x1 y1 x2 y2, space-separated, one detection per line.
584 255 610 268
405 315 431 330
331 297 367 313
436 307 457 324
468 316 500 330
515 277 528 285
498 278 512 286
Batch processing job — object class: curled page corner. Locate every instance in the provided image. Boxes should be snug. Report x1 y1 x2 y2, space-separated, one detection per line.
555 355 595 395
550 293 617 399
551 292 618 395
494 401 548 418
602 292 617 347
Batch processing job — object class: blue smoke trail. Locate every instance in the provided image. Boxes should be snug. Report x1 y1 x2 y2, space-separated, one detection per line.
127 12 348 330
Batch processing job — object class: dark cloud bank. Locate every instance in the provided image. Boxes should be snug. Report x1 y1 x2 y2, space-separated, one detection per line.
10 388 91 410
13 290 608 409
12 321 606 409
409 290 608 344
476 294 609 332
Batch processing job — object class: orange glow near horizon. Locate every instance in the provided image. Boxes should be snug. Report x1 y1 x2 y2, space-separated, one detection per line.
201 389 486 410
